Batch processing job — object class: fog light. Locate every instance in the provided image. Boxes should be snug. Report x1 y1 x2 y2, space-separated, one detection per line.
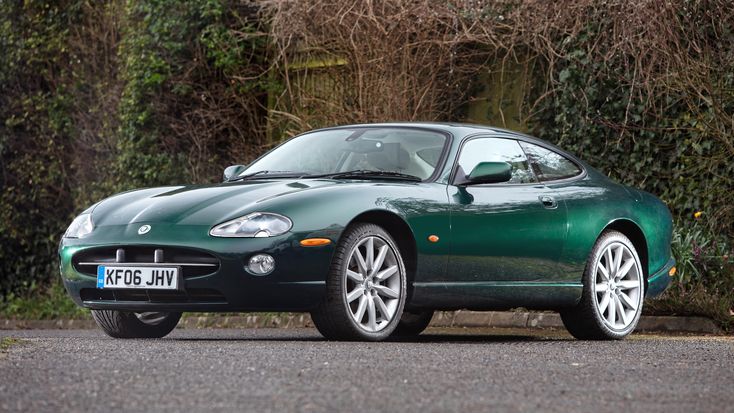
247 254 275 275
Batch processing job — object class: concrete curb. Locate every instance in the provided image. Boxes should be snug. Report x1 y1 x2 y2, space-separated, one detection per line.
179 314 314 330
1 319 97 330
0 311 722 334
430 311 722 334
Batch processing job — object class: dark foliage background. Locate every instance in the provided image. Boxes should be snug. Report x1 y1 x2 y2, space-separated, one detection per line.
0 0 271 296
1 0 731 324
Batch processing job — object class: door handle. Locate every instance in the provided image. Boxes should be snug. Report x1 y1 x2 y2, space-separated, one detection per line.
539 195 558 209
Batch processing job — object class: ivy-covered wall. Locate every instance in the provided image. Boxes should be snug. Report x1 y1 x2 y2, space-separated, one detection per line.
0 0 270 295
0 1 80 296
455 2 733 325
523 10 734 324
1 0 731 323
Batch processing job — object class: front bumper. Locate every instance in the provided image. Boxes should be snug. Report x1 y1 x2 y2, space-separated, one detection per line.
646 257 675 298
59 225 337 312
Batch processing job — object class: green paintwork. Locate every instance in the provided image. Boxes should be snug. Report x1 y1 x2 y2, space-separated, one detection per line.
59 123 675 313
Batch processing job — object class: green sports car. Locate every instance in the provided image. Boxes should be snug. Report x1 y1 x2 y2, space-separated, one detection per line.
60 123 675 341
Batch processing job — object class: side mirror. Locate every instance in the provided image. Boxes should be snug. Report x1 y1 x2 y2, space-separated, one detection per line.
464 162 512 185
223 165 246 182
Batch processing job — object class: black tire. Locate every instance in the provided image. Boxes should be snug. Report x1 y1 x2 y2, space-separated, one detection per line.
392 310 434 337
311 223 407 341
91 310 181 339
560 230 645 340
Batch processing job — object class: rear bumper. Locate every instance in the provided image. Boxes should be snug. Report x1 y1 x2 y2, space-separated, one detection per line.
646 257 675 298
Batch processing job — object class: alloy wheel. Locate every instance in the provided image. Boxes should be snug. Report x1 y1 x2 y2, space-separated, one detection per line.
593 242 643 330
344 236 401 333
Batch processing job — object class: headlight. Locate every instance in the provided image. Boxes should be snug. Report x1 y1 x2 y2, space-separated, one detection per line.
64 214 94 238
209 212 292 238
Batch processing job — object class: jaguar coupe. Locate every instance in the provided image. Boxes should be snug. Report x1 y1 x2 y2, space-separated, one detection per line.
60 123 675 341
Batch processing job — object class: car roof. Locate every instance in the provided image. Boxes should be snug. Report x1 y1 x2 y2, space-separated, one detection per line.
318 121 498 133
314 122 583 164
317 121 542 142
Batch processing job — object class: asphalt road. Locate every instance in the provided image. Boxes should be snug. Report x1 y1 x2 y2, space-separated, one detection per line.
0 327 732 413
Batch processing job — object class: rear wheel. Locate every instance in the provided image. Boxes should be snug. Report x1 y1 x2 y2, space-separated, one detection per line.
561 231 644 340
392 310 434 337
91 310 181 339
311 223 407 341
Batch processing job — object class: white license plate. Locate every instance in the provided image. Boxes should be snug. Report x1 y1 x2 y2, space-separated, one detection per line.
96 266 180 290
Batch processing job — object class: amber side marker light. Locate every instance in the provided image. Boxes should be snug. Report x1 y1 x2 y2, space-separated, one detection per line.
428 235 439 243
669 266 677 277
300 238 332 247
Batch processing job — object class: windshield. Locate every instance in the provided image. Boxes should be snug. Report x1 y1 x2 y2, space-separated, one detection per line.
240 127 448 180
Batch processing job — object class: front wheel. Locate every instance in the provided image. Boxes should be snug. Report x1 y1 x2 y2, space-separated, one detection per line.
91 310 181 338
311 223 407 341
561 231 644 340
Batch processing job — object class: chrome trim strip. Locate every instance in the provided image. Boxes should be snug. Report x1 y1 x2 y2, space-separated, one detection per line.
78 262 217 267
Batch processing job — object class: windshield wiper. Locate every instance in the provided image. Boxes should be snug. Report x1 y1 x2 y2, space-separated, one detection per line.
228 170 308 182
312 170 422 182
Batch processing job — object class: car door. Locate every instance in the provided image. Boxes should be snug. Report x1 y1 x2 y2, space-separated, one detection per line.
447 136 568 283
517 140 594 283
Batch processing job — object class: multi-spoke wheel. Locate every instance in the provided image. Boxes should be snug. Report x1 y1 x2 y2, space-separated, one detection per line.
311 223 407 341
91 310 181 338
344 235 402 332
561 230 644 340
593 241 643 330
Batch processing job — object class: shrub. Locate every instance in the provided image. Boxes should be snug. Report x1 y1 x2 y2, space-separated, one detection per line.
646 215 734 330
1 1 732 328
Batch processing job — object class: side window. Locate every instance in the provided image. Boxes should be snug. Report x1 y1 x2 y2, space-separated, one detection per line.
457 138 536 184
519 142 582 181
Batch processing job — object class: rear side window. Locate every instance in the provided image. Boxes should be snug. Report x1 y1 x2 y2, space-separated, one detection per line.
519 142 582 181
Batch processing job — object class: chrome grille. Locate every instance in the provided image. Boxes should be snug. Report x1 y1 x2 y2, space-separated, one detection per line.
72 246 220 278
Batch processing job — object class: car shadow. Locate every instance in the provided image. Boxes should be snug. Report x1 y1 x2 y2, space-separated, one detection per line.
168 328 574 343
387 333 572 343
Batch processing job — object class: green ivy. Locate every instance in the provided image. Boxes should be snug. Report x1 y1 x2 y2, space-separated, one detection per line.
1 1 729 327
0 0 273 297
114 0 207 189
530 19 733 231
0 1 81 294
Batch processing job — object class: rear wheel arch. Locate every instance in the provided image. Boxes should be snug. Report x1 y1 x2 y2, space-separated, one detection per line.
602 219 649 287
561 230 645 339
345 210 418 300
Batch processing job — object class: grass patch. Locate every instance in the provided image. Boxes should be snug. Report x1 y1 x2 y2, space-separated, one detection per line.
0 337 22 352
646 284 733 332
0 280 89 320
